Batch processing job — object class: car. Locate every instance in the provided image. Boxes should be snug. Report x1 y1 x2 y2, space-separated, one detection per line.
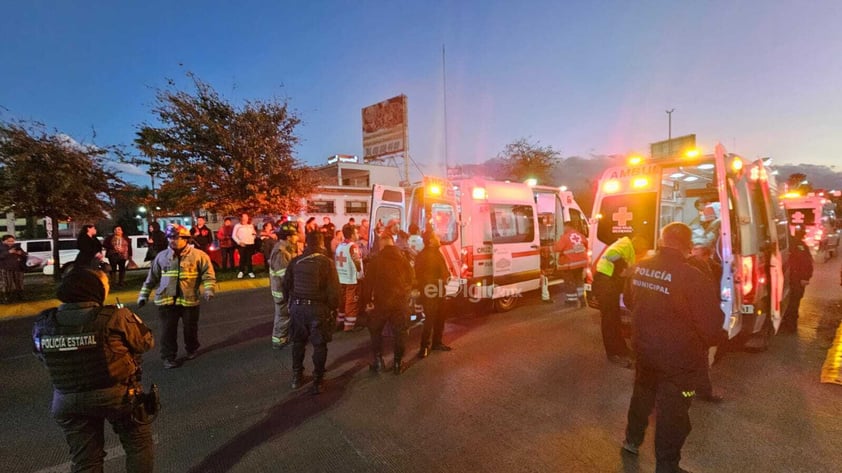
205 241 266 270
17 238 82 273
42 235 150 275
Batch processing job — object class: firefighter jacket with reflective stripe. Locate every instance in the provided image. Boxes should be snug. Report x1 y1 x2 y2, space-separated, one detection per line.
139 245 216 306
32 302 154 393
554 228 588 270
596 236 635 277
269 239 298 303
334 240 362 285
623 247 726 374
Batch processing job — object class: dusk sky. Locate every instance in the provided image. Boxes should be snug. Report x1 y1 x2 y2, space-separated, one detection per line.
2 1 840 184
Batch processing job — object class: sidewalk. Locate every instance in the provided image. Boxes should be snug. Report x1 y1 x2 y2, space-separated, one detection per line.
0 278 270 320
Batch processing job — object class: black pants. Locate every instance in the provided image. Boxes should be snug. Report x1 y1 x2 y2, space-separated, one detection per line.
781 283 805 331
220 247 235 270
158 305 200 361
625 362 697 473
420 296 445 348
52 386 154 473
593 273 629 358
290 303 329 377
109 257 127 285
238 245 254 273
368 306 408 362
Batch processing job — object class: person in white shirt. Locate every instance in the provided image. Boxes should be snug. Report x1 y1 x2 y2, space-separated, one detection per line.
232 213 257 278
334 224 363 332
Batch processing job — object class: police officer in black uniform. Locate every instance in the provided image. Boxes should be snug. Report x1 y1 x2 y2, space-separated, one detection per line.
621 223 725 473
780 227 813 333
32 268 155 473
282 231 340 394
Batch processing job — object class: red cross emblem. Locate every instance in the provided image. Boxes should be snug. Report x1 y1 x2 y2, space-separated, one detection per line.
791 211 805 224
335 250 347 268
569 232 583 245
613 207 633 227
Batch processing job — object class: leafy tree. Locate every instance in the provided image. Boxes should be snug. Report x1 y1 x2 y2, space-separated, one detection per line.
0 120 123 280
496 138 560 184
135 73 317 216
786 172 813 194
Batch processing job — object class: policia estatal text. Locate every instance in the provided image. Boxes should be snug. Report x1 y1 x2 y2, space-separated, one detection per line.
33 268 156 473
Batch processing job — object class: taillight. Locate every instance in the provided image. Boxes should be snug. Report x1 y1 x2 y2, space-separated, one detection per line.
461 246 473 278
741 255 756 302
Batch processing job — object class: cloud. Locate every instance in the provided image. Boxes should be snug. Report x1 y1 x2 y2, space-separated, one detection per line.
110 161 148 177
774 164 842 190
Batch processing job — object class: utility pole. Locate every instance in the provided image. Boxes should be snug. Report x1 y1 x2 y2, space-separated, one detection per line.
442 44 450 173
666 108 675 158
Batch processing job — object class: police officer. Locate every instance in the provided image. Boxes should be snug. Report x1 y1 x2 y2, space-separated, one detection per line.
33 268 155 472
282 231 340 394
592 235 649 368
270 220 300 349
781 227 813 333
361 225 415 374
621 223 725 473
138 224 216 369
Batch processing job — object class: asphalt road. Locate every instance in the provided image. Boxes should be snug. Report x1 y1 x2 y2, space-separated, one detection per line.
1 261 840 473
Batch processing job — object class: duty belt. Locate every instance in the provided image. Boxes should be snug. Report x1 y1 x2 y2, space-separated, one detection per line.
293 298 324 305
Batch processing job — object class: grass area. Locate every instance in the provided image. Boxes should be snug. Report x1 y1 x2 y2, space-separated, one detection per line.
20 266 269 303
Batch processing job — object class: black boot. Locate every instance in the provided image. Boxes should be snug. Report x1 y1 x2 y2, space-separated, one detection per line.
370 355 386 373
311 375 324 395
291 371 304 389
393 360 403 375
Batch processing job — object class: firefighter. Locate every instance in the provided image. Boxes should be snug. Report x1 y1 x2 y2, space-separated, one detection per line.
361 225 415 374
33 268 155 472
282 231 340 394
781 227 813 333
334 224 363 332
270 220 301 349
138 224 216 369
621 223 725 473
555 224 589 307
592 234 649 368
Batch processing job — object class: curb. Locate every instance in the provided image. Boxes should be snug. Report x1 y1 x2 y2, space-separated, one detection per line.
0 278 270 320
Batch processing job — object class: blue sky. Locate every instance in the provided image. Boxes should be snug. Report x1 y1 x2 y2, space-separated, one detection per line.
2 0 840 185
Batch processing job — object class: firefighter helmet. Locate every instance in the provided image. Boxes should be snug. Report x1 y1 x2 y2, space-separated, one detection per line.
165 224 191 239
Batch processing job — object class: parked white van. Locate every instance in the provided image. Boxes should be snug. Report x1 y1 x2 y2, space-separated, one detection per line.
17 238 79 272
42 235 150 275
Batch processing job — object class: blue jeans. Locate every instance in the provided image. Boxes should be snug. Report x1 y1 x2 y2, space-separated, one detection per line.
52 386 154 473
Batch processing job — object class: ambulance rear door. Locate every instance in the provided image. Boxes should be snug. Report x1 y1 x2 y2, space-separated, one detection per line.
713 144 741 339
369 184 405 253
756 161 786 331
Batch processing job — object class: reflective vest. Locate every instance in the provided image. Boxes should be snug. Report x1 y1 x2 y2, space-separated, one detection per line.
33 304 137 393
596 236 635 277
335 241 361 285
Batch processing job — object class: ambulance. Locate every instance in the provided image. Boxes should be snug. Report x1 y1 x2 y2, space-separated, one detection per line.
781 193 840 261
450 177 586 311
368 176 462 297
584 144 789 351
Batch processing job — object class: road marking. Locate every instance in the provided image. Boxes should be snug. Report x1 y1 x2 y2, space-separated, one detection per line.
33 434 159 473
820 323 842 385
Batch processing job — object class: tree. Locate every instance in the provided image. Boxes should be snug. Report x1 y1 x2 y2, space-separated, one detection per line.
496 138 561 185
0 120 123 280
786 172 813 194
135 73 318 216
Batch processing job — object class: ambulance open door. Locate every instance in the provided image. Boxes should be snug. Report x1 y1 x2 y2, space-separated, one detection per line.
369 184 405 254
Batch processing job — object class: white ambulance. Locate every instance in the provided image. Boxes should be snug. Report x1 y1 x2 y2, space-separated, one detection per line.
369 176 586 311
368 176 462 298
452 178 585 311
781 193 840 261
584 144 789 351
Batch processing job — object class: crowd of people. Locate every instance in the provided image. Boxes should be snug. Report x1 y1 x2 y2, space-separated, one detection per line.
25 206 829 472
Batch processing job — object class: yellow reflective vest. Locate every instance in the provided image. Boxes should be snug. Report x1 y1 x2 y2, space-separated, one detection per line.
595 236 636 277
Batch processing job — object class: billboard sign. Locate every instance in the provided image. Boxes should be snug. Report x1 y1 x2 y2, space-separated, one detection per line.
362 95 408 161
650 134 696 160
